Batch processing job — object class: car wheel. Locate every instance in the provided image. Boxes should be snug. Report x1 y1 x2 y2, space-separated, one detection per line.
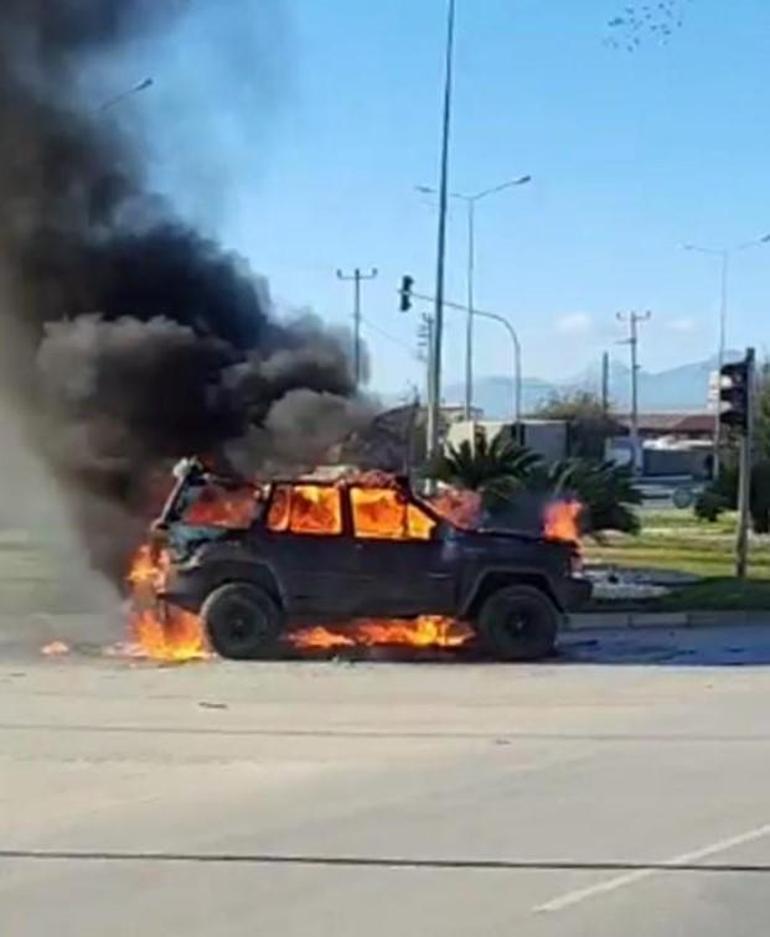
201 582 284 660
477 585 560 661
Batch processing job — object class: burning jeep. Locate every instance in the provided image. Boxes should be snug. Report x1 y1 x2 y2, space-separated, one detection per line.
142 458 591 662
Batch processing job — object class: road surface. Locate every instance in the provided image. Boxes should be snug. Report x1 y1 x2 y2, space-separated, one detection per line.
2 624 770 935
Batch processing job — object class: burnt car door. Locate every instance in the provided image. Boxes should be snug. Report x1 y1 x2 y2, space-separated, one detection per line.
258 484 360 619
347 487 455 617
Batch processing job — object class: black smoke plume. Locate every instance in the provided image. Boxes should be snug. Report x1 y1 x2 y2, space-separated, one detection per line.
0 1 369 580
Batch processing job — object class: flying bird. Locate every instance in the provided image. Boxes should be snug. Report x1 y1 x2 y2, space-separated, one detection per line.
604 0 691 50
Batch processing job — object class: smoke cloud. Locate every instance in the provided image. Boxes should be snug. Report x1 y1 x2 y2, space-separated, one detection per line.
0 1 369 581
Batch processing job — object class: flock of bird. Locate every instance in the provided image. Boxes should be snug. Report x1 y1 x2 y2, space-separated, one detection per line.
605 1 691 51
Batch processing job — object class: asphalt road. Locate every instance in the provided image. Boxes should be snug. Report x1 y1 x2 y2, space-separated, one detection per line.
3 625 770 936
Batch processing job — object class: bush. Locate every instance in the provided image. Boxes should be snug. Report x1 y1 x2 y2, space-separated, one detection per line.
713 461 739 509
692 458 770 532
692 457 736 524
695 490 727 523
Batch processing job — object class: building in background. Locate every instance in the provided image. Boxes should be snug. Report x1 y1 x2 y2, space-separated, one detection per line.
608 411 714 478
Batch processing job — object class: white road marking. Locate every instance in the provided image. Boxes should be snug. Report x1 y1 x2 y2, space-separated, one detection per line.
535 821 770 913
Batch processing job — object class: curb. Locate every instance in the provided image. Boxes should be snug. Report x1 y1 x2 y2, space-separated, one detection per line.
566 610 770 631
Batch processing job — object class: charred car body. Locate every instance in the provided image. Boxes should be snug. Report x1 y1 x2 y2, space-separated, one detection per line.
153 459 591 661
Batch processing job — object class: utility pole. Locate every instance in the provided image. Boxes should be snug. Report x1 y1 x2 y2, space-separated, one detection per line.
617 311 651 473
735 348 756 579
337 267 378 386
427 0 457 462
417 313 436 415
601 351 610 416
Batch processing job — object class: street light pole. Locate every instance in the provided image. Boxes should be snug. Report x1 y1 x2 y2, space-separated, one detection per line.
716 249 729 475
417 174 531 423
683 234 770 479
465 197 476 421
426 0 456 463
456 175 531 421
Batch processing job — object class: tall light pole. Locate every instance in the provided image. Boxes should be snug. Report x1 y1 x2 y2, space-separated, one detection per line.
683 234 770 478
418 174 531 421
426 0 457 462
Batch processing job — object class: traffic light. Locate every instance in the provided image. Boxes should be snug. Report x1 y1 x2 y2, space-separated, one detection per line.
399 275 414 312
719 358 750 431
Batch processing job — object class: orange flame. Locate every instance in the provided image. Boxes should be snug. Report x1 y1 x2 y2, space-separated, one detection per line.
289 616 472 651
267 484 343 535
127 543 209 662
430 488 482 530
42 640 70 657
544 500 582 543
182 484 260 528
288 627 356 650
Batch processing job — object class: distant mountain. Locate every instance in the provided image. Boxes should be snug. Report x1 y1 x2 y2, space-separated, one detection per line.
444 352 741 421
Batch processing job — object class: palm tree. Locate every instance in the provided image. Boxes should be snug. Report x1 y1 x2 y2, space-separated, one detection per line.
434 432 542 507
545 458 641 536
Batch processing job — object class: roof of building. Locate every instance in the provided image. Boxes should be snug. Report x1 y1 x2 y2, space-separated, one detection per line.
617 412 714 434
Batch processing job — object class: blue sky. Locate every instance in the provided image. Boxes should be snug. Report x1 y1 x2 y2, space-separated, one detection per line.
101 0 770 401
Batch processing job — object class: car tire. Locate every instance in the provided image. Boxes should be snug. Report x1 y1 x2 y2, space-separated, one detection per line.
476 585 560 662
201 582 284 660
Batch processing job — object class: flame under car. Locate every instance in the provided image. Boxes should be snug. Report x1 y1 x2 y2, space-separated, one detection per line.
150 460 591 661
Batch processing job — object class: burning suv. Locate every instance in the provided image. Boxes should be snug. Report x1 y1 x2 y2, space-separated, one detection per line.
150 458 591 661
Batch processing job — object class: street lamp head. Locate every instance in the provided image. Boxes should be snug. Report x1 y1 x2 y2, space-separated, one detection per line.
515 175 532 185
760 234 770 243
415 185 436 196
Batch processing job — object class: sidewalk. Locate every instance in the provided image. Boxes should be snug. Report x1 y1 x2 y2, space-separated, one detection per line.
568 610 770 630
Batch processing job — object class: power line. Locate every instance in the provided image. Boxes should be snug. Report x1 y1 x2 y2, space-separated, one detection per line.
359 316 422 361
